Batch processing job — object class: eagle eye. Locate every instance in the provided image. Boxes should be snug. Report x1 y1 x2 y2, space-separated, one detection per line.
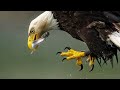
30 28 35 34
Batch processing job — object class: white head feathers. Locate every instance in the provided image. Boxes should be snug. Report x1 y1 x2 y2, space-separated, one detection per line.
28 11 60 35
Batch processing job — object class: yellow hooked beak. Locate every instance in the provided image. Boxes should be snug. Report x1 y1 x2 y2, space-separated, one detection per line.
27 33 40 51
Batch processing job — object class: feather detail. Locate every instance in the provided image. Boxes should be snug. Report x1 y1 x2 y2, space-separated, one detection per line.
108 31 120 48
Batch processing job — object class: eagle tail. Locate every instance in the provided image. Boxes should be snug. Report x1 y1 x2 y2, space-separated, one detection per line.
108 31 120 48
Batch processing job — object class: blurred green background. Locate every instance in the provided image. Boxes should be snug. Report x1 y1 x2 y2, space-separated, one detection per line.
0 11 120 79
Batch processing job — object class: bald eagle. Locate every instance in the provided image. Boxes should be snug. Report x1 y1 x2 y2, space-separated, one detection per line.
27 11 120 72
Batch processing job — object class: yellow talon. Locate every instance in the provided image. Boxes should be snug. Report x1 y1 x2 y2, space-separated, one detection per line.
60 52 73 56
69 49 76 52
89 58 94 66
60 49 85 57
76 58 82 66
60 49 86 60
76 58 83 71
60 49 75 56
66 55 77 60
87 55 95 66
57 48 90 71
86 55 91 62
87 55 95 72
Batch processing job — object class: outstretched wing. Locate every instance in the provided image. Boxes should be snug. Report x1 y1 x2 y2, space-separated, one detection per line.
103 11 120 23
97 11 120 48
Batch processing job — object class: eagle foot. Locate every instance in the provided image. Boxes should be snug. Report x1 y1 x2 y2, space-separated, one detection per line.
86 55 95 72
57 48 86 71
57 48 96 72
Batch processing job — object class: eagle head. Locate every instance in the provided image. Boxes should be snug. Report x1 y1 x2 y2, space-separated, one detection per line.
27 11 59 54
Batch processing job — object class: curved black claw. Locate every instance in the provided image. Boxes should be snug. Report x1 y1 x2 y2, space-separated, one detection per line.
56 52 62 55
64 47 71 50
79 64 83 71
62 58 66 62
89 64 94 72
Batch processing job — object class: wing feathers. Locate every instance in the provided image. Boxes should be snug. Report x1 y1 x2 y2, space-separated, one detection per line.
108 31 120 48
